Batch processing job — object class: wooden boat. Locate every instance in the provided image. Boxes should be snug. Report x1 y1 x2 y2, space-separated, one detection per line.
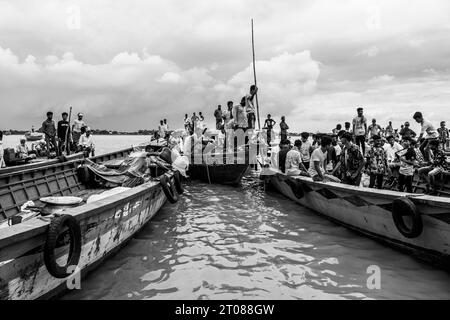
0 143 183 300
187 146 252 186
188 163 250 185
262 167 450 269
25 132 44 142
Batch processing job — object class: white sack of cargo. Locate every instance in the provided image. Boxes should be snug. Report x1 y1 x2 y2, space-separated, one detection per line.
87 187 131 204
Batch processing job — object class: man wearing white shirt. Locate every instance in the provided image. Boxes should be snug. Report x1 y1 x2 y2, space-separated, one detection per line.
413 111 439 158
72 113 87 147
0 131 5 168
78 128 95 156
383 135 402 184
245 85 258 129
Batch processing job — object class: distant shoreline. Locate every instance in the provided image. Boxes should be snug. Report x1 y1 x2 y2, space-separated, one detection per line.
1 130 157 136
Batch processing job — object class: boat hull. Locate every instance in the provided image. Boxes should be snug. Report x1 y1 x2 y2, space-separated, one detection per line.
265 171 450 268
25 133 43 142
188 164 250 185
0 177 172 300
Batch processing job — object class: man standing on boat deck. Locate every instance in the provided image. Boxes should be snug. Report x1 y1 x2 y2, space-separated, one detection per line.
158 120 166 140
72 113 86 150
0 131 5 168
214 105 223 130
366 135 388 189
413 111 439 159
57 112 71 155
184 114 191 134
222 102 234 150
41 111 59 158
245 85 258 130
385 121 394 137
368 119 382 139
191 113 199 130
352 107 368 156
280 116 289 142
437 121 449 150
337 132 365 186
233 97 248 131
264 114 276 146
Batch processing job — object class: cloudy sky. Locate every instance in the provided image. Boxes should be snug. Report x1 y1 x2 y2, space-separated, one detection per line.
1 0 450 133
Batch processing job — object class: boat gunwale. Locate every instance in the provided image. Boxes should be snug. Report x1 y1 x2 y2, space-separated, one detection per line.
0 174 168 250
266 169 450 207
0 145 142 178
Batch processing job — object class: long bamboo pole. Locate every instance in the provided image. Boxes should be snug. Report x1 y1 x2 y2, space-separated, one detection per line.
65 106 72 155
251 19 261 130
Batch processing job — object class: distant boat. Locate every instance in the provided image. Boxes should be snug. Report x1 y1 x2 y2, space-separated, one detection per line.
25 132 44 141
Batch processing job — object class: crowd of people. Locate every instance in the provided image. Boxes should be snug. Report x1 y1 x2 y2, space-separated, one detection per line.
278 108 449 195
0 111 96 168
39 111 95 158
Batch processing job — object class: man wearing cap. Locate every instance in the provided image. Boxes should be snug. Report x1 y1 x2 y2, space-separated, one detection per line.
399 122 416 140
72 113 86 148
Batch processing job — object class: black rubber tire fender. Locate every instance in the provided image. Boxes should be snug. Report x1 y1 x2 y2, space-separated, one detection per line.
392 197 423 239
160 175 178 204
173 171 184 195
44 215 82 279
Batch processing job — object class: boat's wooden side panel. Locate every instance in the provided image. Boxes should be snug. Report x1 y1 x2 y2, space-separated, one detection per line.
0 181 168 300
269 174 450 265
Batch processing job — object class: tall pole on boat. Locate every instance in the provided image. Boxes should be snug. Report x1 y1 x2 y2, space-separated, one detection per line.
65 106 72 156
251 19 261 131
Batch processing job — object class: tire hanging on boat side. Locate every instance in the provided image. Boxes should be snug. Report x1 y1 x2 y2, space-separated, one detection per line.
173 171 184 195
392 197 423 239
44 214 82 279
160 175 179 204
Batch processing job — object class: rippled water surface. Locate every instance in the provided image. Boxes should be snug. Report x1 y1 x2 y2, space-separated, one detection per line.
63 173 450 300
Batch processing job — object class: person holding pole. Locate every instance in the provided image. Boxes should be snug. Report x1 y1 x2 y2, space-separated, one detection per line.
245 85 258 130
57 112 70 155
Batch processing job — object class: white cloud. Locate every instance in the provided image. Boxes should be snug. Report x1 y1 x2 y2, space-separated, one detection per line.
356 46 380 58
158 72 184 84
1 0 450 131
369 74 395 83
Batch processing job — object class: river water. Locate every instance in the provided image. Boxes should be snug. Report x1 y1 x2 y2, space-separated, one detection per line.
5 135 449 300
65 178 450 299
